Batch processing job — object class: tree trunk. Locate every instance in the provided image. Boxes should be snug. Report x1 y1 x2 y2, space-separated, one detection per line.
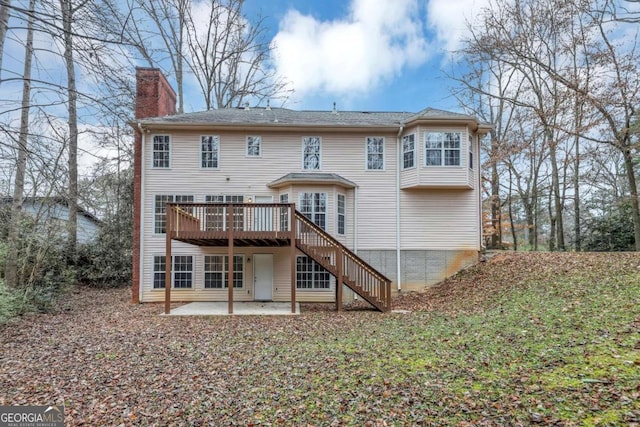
573 131 581 251
0 0 11 79
5 0 35 288
548 189 556 251
490 137 502 248
545 123 565 251
622 146 640 250
60 0 78 259
508 168 517 251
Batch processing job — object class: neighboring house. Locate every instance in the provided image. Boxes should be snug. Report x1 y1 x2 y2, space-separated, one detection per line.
1 197 102 244
131 68 491 313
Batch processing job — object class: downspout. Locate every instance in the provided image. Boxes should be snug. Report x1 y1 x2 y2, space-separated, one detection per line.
354 186 358 254
137 122 146 304
396 124 404 291
353 186 359 300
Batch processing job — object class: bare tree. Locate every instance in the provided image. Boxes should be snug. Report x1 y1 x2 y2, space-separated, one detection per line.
185 0 289 109
451 58 522 248
58 0 80 260
460 0 640 250
4 0 35 287
0 0 10 78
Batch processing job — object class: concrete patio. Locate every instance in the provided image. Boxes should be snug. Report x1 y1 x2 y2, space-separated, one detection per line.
165 301 300 316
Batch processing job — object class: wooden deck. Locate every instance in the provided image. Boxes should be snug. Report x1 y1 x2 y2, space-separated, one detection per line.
164 203 392 314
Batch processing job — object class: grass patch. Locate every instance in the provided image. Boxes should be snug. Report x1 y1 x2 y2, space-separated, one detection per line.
248 253 640 424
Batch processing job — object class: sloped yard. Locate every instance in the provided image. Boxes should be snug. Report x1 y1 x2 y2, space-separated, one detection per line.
1 252 639 426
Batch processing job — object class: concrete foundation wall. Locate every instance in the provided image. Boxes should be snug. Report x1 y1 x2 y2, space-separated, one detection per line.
357 249 478 292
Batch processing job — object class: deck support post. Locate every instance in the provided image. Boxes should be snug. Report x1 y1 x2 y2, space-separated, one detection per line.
164 204 172 315
227 204 234 315
290 203 296 314
336 246 343 312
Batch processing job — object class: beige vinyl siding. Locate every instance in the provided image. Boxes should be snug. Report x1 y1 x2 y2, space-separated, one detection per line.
141 129 399 301
323 133 398 250
400 189 480 250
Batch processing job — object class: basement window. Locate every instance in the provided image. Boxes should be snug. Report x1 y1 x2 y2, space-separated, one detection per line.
296 256 330 290
204 255 244 288
153 255 193 289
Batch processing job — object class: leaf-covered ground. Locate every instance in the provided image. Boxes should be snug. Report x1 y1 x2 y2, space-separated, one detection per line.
1 252 639 426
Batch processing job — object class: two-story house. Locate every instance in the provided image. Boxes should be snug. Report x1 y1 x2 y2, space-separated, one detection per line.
131 68 491 313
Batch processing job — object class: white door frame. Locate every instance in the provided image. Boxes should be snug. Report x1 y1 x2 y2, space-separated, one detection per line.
253 253 273 301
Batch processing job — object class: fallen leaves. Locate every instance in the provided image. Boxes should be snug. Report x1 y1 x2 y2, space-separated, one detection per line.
0 252 639 425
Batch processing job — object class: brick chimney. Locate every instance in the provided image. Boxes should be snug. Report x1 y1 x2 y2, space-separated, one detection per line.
135 67 177 119
131 68 176 304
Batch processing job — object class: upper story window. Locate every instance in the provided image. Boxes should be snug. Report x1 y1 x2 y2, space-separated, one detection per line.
337 194 346 235
280 194 289 230
247 136 261 157
302 137 321 170
366 137 384 170
402 134 415 169
299 192 326 230
201 135 220 168
152 135 170 168
469 134 474 169
425 131 461 166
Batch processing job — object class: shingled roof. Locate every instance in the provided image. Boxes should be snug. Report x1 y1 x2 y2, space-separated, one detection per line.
137 106 481 128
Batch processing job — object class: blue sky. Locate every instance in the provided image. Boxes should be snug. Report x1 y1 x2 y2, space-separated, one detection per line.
239 0 483 113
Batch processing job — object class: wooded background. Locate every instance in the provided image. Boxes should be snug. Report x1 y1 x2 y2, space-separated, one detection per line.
0 0 638 312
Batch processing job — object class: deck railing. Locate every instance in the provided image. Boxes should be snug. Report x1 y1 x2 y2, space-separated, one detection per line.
167 202 293 239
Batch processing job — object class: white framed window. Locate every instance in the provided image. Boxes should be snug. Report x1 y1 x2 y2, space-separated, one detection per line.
153 256 166 288
299 192 327 230
201 135 220 168
154 195 194 234
173 256 193 288
302 137 321 170
153 255 193 289
402 134 415 169
425 131 461 166
247 136 261 157
280 193 289 231
366 137 384 170
204 255 244 288
296 256 330 290
152 135 170 168
337 194 346 235
469 134 474 169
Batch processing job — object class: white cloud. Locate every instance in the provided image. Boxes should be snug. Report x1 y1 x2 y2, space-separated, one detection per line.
271 0 430 99
426 0 490 53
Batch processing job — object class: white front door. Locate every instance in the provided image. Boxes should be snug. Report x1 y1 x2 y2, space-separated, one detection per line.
253 254 273 301
254 196 274 231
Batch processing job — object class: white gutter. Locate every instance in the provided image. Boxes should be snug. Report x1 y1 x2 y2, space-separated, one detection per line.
137 122 146 303
396 124 404 291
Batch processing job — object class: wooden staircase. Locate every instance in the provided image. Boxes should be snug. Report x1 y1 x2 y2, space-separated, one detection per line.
165 202 392 313
294 211 392 312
